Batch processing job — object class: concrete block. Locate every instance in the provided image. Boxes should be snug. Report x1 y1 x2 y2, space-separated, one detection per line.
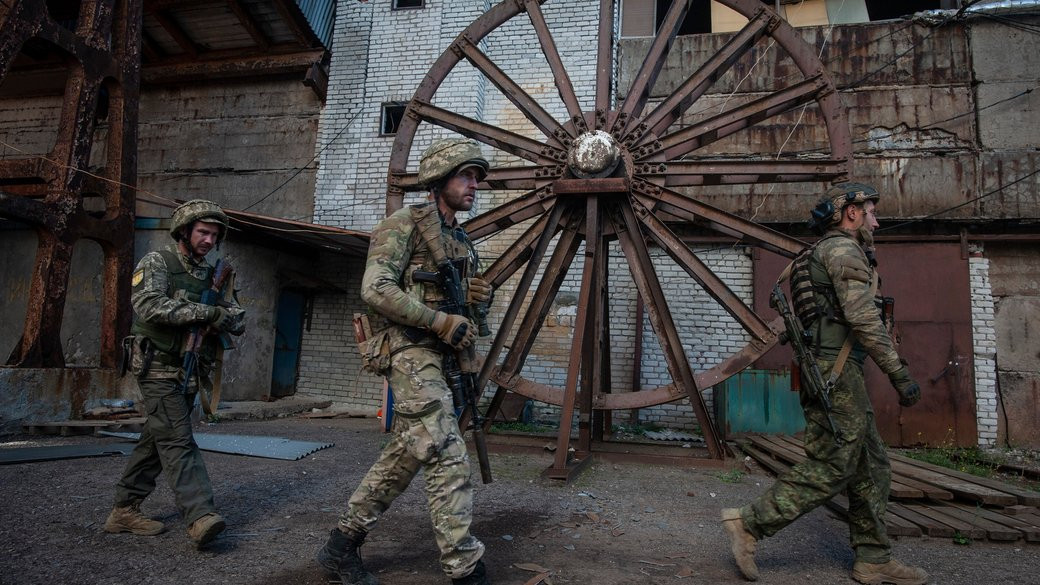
994 297 1040 373
997 371 1040 448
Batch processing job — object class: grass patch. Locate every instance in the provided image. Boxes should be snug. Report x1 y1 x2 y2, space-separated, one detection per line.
903 446 998 478
490 421 557 434
715 469 746 484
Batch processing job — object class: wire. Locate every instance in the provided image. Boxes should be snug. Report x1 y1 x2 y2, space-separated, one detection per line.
876 167 1040 233
241 106 363 212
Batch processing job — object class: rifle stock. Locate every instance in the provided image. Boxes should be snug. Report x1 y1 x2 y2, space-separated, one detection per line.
177 259 234 395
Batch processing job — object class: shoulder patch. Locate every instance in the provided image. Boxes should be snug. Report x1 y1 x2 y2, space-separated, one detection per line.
131 270 144 287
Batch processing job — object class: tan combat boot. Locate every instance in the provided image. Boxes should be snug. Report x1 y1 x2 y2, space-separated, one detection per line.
721 508 759 581
187 512 226 548
852 559 929 585
104 502 165 536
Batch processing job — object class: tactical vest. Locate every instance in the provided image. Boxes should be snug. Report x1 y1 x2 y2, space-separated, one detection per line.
406 202 477 309
790 233 868 362
130 249 218 362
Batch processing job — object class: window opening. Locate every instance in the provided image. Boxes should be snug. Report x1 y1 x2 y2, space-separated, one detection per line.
380 102 407 136
392 0 424 10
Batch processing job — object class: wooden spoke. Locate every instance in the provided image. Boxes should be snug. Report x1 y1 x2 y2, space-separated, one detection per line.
464 185 556 240
594 0 614 116
523 0 584 132
482 212 558 288
631 8 775 144
642 158 849 187
410 100 565 165
646 74 829 161
631 196 772 341
610 201 724 458
453 37 566 146
613 0 692 136
393 164 560 193
631 179 804 257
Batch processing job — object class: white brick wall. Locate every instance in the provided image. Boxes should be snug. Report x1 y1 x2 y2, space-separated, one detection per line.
969 245 998 447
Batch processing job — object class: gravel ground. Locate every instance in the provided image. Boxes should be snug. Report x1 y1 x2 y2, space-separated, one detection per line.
1 417 1037 585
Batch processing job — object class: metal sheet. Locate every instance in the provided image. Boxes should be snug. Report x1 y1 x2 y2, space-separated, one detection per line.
100 432 333 460
0 443 137 465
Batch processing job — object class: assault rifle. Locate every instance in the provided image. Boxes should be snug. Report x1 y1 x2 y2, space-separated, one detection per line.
178 259 235 395
413 261 494 484
770 283 842 445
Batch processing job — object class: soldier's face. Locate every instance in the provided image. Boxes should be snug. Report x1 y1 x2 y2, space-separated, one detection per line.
857 201 879 233
439 167 481 212
186 221 221 258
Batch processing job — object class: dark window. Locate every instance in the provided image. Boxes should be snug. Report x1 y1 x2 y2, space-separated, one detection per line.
866 0 946 21
656 0 712 36
392 0 424 9
380 102 407 136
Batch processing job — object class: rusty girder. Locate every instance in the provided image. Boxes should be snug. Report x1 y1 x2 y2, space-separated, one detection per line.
0 0 141 367
389 0 853 469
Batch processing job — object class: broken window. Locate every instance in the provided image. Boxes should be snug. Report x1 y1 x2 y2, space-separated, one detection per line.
392 0 424 10
865 0 949 21
380 102 407 136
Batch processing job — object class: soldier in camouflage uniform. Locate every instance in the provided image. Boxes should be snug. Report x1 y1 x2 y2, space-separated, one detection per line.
317 138 493 585
104 199 245 549
722 183 929 585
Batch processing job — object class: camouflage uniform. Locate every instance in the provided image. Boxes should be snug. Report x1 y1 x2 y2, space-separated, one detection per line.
339 202 484 579
740 227 902 564
113 247 245 525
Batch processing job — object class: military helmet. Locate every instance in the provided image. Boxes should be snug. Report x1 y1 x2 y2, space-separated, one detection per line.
417 138 489 188
807 182 880 234
170 199 229 242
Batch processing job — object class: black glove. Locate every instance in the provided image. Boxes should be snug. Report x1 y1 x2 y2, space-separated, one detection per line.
430 312 476 350
888 365 921 407
207 306 234 332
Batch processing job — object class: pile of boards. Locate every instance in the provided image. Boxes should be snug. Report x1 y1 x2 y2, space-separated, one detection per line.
739 434 1040 543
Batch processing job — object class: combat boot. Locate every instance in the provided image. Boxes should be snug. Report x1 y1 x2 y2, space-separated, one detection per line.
316 527 379 585
187 512 225 548
721 508 759 581
852 559 929 585
452 560 490 585
103 502 165 536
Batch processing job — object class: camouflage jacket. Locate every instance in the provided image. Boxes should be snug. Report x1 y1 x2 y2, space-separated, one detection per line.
809 228 901 375
131 246 246 373
361 202 477 352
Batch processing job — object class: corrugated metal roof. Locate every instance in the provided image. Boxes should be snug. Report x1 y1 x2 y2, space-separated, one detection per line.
295 0 336 48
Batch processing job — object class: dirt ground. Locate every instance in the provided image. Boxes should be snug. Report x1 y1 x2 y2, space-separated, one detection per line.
1 416 1037 585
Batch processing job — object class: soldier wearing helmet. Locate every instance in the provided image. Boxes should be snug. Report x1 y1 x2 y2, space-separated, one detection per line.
317 138 493 585
105 199 245 549
723 182 928 585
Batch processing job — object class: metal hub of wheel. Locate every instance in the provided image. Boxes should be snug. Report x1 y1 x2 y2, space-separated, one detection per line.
386 0 851 468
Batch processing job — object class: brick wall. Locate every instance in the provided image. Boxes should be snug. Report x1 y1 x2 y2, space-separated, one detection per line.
968 246 998 447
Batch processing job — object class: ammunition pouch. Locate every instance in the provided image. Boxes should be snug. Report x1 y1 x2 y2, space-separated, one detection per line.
358 329 392 375
122 335 156 378
393 400 457 464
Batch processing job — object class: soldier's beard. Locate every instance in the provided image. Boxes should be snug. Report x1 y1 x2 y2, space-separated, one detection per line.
856 223 874 247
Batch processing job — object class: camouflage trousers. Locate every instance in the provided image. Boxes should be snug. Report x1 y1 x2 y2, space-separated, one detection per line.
113 376 217 525
740 360 892 564
340 346 484 579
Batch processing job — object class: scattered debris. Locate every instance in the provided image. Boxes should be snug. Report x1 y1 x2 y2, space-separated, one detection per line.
0 443 137 465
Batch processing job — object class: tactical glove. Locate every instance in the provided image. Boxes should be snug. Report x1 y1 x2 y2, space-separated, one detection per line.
888 365 921 407
467 275 492 305
430 311 476 350
207 306 234 332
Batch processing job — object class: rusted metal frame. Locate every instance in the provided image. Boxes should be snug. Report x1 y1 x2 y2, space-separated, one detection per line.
153 10 198 58
629 293 644 423
631 8 774 145
464 186 555 240
631 181 803 257
77 0 115 47
387 0 524 213
576 197 602 455
142 48 326 83
612 0 691 137
586 198 612 446
393 164 555 193
228 0 271 51
452 36 565 148
0 2 117 82
631 196 771 342
593 0 613 118
550 200 599 474
649 74 828 161
269 0 319 48
0 158 45 184
491 208 584 390
646 159 849 187
410 100 564 166
523 0 583 135
468 203 569 432
482 212 557 288
610 201 724 459
0 1 34 82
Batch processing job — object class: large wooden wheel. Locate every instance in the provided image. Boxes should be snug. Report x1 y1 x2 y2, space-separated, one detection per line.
386 0 851 468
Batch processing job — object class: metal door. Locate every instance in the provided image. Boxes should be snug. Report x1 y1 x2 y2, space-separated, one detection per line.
271 289 307 398
753 243 977 447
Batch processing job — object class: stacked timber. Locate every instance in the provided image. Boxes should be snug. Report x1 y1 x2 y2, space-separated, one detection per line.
738 434 1040 543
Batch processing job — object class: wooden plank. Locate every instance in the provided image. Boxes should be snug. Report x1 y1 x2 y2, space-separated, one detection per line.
936 503 1023 541
830 495 921 537
913 503 987 540
756 435 926 499
888 503 956 538
889 459 1019 506
890 452 1040 507
738 441 791 476
951 503 1040 542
